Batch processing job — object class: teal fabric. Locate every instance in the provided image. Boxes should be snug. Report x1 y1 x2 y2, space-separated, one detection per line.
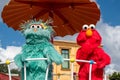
14 20 63 80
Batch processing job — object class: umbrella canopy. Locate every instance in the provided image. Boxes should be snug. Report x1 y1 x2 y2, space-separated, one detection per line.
1 0 100 36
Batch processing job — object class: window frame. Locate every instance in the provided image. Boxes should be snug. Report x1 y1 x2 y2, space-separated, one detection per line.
61 48 70 70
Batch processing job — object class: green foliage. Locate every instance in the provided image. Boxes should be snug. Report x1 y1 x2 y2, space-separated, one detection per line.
0 60 20 74
11 69 20 74
0 60 8 73
109 72 120 80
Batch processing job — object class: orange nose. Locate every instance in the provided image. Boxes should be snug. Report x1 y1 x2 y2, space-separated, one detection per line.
34 28 37 32
86 29 93 37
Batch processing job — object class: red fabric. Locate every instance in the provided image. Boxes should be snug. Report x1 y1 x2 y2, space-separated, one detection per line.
0 73 20 80
76 28 111 80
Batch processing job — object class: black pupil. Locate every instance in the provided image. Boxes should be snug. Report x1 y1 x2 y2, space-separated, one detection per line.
91 26 94 29
32 26 34 28
37 26 39 28
84 27 87 29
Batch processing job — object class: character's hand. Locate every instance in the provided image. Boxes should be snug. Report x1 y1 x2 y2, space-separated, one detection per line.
55 56 63 65
14 54 24 68
21 60 29 68
97 63 105 69
43 46 63 65
21 55 30 67
96 60 106 69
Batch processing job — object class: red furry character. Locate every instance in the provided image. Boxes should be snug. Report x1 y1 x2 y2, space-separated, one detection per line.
76 24 111 80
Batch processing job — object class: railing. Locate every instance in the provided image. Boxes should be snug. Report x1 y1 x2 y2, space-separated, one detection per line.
0 58 106 80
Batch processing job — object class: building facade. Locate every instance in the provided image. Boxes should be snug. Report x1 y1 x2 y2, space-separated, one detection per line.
53 40 80 80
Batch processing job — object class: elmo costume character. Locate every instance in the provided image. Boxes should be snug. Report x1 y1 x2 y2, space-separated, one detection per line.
76 24 111 80
14 19 63 80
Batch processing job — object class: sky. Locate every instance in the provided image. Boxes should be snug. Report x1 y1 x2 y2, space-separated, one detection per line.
0 0 120 75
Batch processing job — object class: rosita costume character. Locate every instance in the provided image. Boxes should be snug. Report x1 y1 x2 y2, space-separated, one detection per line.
14 19 63 80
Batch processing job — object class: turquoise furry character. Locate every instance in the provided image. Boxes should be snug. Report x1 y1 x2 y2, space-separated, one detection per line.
14 19 63 80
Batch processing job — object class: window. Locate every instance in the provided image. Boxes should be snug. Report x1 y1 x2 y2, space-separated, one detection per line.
61 49 70 69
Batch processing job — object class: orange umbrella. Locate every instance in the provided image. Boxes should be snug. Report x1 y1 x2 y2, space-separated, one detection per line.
1 0 100 36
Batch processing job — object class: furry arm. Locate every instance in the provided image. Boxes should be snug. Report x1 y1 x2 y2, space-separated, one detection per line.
14 54 23 68
43 46 63 65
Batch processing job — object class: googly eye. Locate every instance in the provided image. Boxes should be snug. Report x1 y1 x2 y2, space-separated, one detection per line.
37 25 43 29
30 25 35 28
30 24 43 29
82 24 89 30
89 24 95 29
